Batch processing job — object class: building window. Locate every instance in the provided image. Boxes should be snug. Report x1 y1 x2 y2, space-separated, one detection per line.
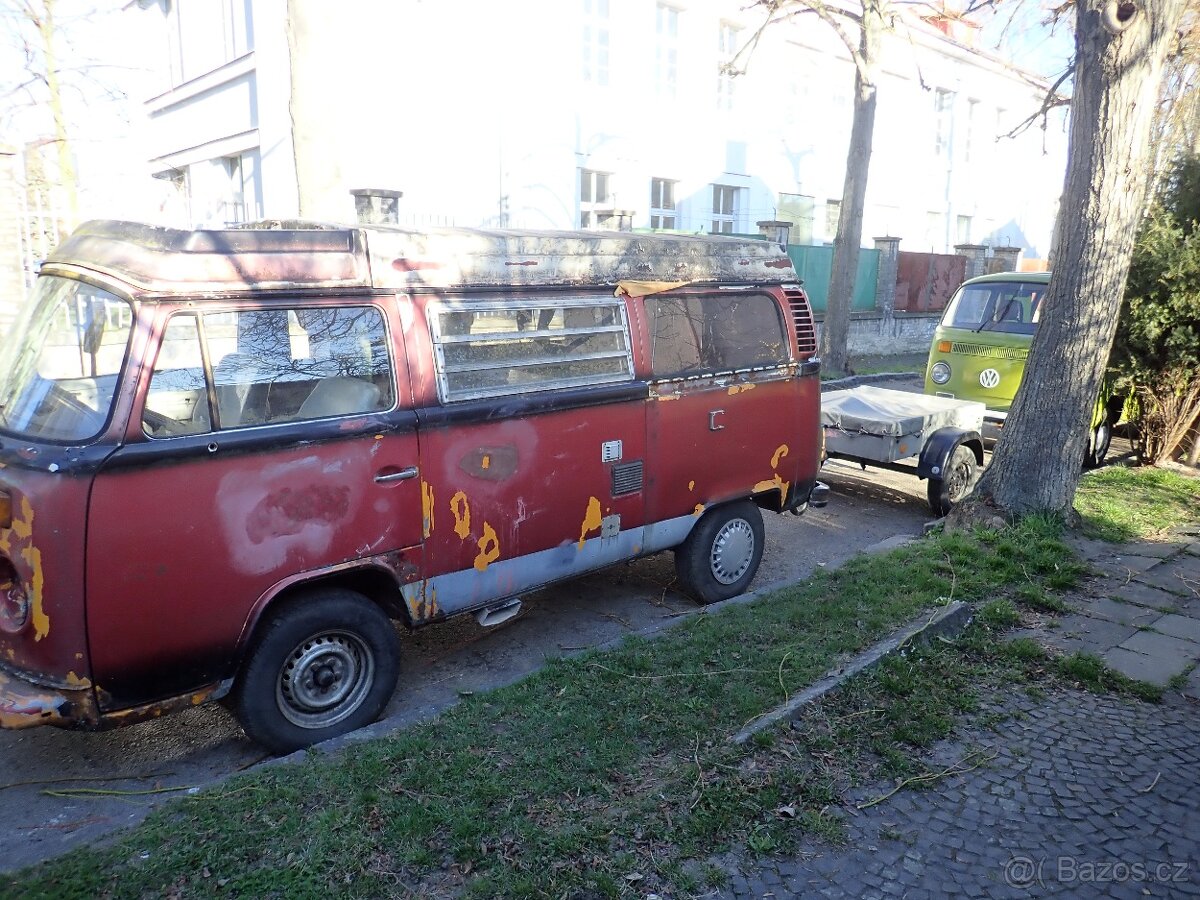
650 178 677 229
711 184 740 233
717 22 739 110
170 0 253 85
956 215 973 244
926 211 946 250
579 168 612 229
582 0 610 87
825 199 842 240
934 88 955 158
965 99 980 163
656 3 680 99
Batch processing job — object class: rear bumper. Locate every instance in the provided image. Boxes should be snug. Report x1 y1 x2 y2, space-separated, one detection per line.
0 665 96 730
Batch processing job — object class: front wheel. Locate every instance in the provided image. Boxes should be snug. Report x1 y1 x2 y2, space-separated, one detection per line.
1083 420 1112 470
927 444 978 517
675 500 765 604
233 589 400 755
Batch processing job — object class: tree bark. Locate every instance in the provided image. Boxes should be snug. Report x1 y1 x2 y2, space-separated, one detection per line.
37 0 78 225
819 0 882 376
958 0 1188 521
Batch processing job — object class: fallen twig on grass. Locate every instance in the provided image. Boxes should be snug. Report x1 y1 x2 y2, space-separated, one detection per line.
856 750 997 810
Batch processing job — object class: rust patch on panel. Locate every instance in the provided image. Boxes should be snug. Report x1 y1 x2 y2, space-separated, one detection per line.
450 491 471 539
458 446 518 482
578 497 603 549
421 482 435 538
0 496 48 641
474 523 501 571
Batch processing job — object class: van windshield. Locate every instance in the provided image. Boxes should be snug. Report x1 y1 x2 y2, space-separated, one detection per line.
0 276 133 443
941 282 1045 336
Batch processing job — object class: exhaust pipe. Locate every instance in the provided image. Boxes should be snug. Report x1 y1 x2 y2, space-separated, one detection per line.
475 597 522 627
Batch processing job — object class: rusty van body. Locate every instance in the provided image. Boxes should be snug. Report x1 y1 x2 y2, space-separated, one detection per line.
0 221 825 752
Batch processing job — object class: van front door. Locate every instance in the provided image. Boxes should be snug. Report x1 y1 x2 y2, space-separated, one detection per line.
84 301 424 712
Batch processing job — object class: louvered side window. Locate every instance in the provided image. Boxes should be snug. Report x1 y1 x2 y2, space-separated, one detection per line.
783 286 817 357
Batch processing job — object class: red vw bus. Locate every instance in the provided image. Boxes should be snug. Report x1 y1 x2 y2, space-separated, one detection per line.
0 221 825 752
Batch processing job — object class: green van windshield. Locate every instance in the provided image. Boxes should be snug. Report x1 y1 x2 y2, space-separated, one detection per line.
942 281 1046 336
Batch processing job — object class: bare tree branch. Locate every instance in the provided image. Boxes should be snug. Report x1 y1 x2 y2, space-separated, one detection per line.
1004 65 1074 139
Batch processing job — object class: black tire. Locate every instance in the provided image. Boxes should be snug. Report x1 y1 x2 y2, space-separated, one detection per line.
233 589 400 755
675 500 765 604
927 444 978 517
1083 420 1112 470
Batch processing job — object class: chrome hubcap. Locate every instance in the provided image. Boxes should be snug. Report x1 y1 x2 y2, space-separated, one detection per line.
276 632 374 729
710 518 755 585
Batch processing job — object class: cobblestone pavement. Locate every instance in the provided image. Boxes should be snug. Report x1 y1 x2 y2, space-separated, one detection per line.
713 689 1200 898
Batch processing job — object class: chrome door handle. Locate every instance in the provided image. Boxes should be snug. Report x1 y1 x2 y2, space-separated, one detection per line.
374 466 419 484
709 409 726 431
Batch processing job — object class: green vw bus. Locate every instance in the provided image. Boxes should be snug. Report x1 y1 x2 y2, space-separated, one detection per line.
923 271 1113 468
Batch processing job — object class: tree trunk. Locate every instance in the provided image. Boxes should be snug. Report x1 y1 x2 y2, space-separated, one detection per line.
959 0 1188 521
819 1 882 376
38 0 78 226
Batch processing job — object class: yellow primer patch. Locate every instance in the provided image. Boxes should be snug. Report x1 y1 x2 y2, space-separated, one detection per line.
474 523 500 571
421 482 436 539
482 455 491 470
693 503 705 517
655 394 681 402
450 491 471 539
688 480 695 491
727 383 757 395
771 444 789 468
0 498 49 642
64 671 92 689
578 497 603 549
429 588 438 618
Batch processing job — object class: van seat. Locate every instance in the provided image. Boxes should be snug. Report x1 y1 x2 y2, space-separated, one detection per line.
214 353 272 427
296 377 382 420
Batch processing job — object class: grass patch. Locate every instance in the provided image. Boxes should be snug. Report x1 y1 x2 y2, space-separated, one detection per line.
1075 464 1200 542
0 518 1115 899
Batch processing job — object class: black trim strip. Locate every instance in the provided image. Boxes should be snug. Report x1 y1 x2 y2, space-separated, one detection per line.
100 409 420 471
799 358 821 377
416 381 650 429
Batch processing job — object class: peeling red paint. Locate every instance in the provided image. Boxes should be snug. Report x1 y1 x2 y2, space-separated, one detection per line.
392 258 442 272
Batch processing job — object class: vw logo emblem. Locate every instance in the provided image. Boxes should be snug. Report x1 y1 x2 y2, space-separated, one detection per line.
979 368 1001 389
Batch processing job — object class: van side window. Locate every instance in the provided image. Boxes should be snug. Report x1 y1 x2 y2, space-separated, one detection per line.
647 293 788 378
143 314 212 437
429 298 634 402
204 306 395 427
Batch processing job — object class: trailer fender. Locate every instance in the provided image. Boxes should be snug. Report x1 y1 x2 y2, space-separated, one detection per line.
916 428 983 481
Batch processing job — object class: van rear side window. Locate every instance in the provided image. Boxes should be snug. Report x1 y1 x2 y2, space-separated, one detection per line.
429 298 634 402
142 305 395 436
647 293 788 378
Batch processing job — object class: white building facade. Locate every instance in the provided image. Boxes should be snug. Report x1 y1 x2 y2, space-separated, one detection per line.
136 0 1069 258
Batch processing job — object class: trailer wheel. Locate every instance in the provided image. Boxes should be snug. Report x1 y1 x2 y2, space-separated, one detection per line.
233 589 400 755
675 500 765 604
927 444 978 517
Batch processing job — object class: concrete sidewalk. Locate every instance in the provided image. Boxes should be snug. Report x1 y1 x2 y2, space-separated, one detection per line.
1037 523 1200 698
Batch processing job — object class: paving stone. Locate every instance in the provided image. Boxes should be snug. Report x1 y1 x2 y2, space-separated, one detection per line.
1138 562 1200 597
1101 580 1183 611
1147 612 1200 644
1119 629 1200 662
1184 666 1200 701
1091 555 1166 578
1109 541 1190 559
1054 614 1140 652
1076 595 1161 627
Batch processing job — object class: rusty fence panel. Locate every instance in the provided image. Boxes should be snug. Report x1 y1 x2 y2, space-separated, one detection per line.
895 252 966 312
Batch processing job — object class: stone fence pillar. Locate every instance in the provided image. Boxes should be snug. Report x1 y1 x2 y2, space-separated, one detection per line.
954 243 989 280
990 246 1021 272
350 188 403 225
873 236 900 317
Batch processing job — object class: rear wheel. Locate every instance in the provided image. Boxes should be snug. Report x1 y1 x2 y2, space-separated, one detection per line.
927 444 978 517
233 589 400 754
675 500 765 604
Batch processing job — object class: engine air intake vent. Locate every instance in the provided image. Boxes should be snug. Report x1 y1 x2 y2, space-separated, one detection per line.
783 287 817 356
611 460 644 496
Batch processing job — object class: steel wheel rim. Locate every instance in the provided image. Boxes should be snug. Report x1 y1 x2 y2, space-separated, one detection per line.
710 518 755 585
945 450 974 502
276 631 375 729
